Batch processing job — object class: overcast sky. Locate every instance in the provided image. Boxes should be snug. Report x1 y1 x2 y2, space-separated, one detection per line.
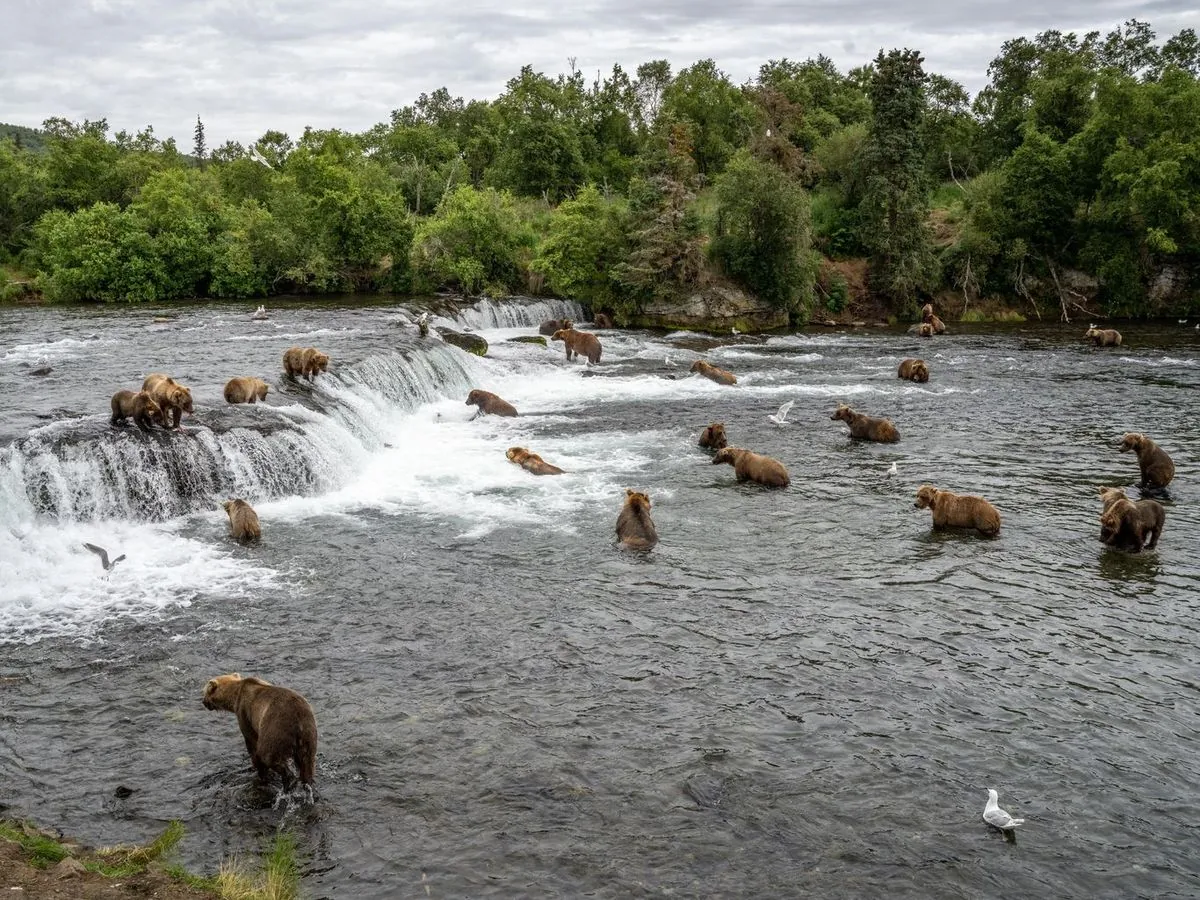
4 1 1196 147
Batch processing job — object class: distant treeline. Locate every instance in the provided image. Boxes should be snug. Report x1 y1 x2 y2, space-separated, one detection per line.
1 18 1197 320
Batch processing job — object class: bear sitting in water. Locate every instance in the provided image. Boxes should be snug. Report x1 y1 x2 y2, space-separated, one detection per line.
615 489 657 551
593 312 614 328
897 358 929 383
110 390 166 431
142 374 194 429
698 423 728 450
202 674 317 791
1119 432 1174 489
1098 487 1165 552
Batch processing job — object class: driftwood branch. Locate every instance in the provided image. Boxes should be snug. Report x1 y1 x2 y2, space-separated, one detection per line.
1013 258 1042 321
947 151 968 194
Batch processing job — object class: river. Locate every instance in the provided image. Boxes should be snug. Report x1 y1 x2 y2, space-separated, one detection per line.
0 298 1197 898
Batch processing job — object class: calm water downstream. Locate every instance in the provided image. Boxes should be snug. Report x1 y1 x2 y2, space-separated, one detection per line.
0 299 1197 898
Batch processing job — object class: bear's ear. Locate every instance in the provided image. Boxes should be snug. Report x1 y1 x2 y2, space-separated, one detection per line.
625 489 635 497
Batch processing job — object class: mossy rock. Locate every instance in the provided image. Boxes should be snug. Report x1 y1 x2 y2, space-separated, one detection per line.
507 335 547 347
436 327 488 356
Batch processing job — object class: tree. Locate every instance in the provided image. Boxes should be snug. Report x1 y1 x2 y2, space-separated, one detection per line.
533 184 630 310
859 49 937 307
409 186 529 295
634 60 673 130
660 59 754 177
193 116 207 167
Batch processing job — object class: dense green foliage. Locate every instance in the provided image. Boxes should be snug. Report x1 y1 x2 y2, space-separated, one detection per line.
1 18 1197 318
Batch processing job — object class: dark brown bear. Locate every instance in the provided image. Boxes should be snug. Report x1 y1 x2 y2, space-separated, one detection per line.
1119 432 1174 489
222 498 262 542
142 373 194 429
202 674 317 791
593 312 614 328
616 489 658 551
699 423 728 450
690 360 737 385
506 446 565 475
466 389 518 418
1098 489 1165 552
110 390 166 431
831 404 900 442
224 377 270 404
538 318 573 336
920 303 947 334
897 358 929 382
712 447 790 488
552 328 602 364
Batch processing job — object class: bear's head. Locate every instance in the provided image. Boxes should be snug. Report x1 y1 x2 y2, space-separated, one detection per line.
167 384 193 414
550 329 569 342
917 323 934 337
309 352 330 373
1098 486 1128 510
689 360 707 374
254 380 270 399
921 303 934 320
202 673 244 710
912 361 929 381
624 489 651 510
914 484 939 510
506 446 528 463
1119 432 1145 454
702 423 727 448
711 447 738 466
831 404 853 422
465 389 486 406
141 393 166 426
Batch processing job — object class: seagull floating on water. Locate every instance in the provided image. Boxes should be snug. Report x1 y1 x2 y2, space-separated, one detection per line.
983 789 1025 830
664 354 676 367
251 305 269 320
83 542 125 573
887 461 898 477
768 400 794 425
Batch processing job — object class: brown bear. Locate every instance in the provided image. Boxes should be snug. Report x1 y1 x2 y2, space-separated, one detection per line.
1119 432 1175 489
1085 326 1122 347
593 312 613 328
506 446 565 475
831 404 900 442
916 322 935 338
466 389 518 418
224 377 270 404
914 485 1001 536
538 318 573 336
920 303 947 334
283 346 330 381
615 489 658 551
898 358 929 383
551 328 602 364
202 674 317 791
110 390 166 431
142 373 194 429
1098 489 1165 552
699 423 728 450
222 498 261 542
712 447 790 488
690 360 737 385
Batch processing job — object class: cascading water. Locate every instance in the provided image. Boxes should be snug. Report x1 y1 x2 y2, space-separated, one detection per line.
447 296 584 330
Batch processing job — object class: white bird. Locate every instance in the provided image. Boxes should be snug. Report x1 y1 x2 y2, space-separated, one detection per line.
83 542 125 573
983 789 1025 830
248 145 275 170
251 305 268 320
664 354 676 367
731 326 740 335
417 312 430 337
768 400 794 425
887 461 898 477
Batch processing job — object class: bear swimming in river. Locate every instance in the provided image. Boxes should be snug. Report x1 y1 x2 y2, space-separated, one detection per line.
615 489 657 551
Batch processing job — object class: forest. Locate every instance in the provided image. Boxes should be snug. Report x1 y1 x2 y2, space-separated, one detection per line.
1 18 1197 323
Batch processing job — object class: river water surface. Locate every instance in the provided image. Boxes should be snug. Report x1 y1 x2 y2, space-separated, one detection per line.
0 299 1197 898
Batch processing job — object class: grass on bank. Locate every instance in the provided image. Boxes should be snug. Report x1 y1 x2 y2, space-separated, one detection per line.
0 818 301 899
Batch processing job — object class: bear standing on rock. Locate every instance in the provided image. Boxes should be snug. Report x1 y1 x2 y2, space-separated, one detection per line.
202 674 317 792
712 447 790 488
551 328 602 364
110 390 166 431
615 489 658 551
224 377 270 404
283 346 330 381
1119 432 1174 489
699 423 728 450
142 373 194 429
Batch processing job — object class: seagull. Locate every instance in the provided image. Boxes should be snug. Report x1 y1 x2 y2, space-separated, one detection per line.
83 542 125 572
731 326 740 335
251 305 269 320
768 400 794 425
983 789 1025 830
887 461 898 477
248 145 275 170
664 354 676 367
418 312 430 337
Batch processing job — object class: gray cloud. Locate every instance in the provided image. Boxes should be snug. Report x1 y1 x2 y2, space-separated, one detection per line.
3 0 1195 146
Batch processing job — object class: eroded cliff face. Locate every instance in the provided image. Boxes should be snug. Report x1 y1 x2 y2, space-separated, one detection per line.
627 283 787 333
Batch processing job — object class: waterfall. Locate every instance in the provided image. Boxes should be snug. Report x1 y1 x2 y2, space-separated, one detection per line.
450 296 585 330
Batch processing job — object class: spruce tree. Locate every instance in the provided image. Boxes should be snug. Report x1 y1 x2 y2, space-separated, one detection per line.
193 115 206 167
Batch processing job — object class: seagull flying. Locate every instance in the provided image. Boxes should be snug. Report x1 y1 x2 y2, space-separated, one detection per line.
83 542 126 572
887 462 898 477
768 400 794 425
248 146 275 170
983 789 1025 830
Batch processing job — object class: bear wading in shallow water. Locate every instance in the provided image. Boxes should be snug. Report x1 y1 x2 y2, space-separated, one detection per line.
712 447 790 488
202 674 317 791
615 489 657 551
897 358 929 382
1119 432 1174 489
222 498 261 542
831 404 899 442
142 373 194 429
224 377 270 404
465 389 518 418
110 390 166 431
699 423 728 450
1098 487 1165 552
551 328 602 364
538 318 573 336
914 484 1001 536
690 360 737 385
1084 326 1122 347
506 446 565 475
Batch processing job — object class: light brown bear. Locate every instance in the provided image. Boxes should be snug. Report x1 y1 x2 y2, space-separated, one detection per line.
920 303 947 334
142 373 194 429
506 446 565 475
914 485 1001 536
615 489 658 551
224 377 270 404
916 323 935 338
690 360 737 385
831 404 900 442
283 346 330 381
898 358 929 383
699 423 728 450
202 674 317 791
538 318 573 336
222 498 262 542
551 328 602 364
1119 432 1174 489
110 390 166 431
466 389 518 418
1098 488 1165 552
1085 326 1122 347
712 447 790 488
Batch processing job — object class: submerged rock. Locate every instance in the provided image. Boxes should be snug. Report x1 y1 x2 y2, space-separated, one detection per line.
437 327 488 356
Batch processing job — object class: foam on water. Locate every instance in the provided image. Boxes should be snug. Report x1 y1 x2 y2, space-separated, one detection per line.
2 336 114 364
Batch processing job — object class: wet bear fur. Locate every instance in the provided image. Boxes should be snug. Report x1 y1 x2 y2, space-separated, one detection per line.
615 489 658 551
1098 487 1165 552
1085 327 1122 347
690 360 737 385
222 498 262 542
1119 432 1174 489
538 318 573 336
110 390 166 431
224 377 270 404
914 484 1001 536
831 404 900 442
551 328 602 364
142 373 194 428
283 346 330 380
898 358 929 382
712 447 790 488
699 423 728 450
506 446 565 475
466 389 518 418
